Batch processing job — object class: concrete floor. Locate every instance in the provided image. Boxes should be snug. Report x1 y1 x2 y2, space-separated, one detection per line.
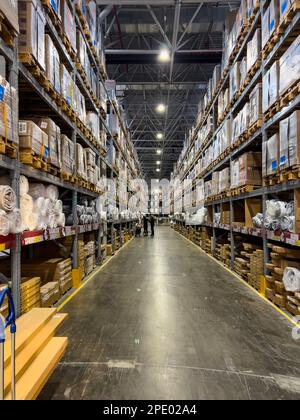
39 227 300 400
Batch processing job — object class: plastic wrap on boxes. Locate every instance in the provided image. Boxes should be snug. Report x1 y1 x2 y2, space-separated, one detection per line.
18 0 46 70
85 148 96 168
61 135 75 175
264 134 279 176
280 111 300 169
76 144 87 180
263 61 279 113
77 30 87 71
86 112 99 143
249 83 262 126
280 116 290 170
231 158 240 189
280 0 293 22
0 76 18 145
212 172 220 196
240 57 248 86
230 62 241 101
219 168 230 193
60 64 72 106
279 35 300 95
247 29 261 73
33 118 61 168
239 152 262 186
45 35 60 94
262 7 270 49
60 0 76 52
19 120 49 159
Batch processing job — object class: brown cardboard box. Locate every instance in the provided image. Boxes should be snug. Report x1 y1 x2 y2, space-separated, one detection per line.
249 83 262 126
239 152 262 186
45 35 61 94
279 116 289 170
19 120 48 158
264 134 279 176
33 118 61 168
60 0 77 52
61 135 75 175
262 7 270 49
288 110 300 167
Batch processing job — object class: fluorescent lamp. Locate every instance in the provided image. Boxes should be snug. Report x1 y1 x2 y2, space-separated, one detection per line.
158 49 171 63
156 104 166 113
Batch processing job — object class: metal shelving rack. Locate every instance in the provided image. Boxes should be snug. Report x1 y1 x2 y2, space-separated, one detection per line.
0 1 142 316
172 2 300 275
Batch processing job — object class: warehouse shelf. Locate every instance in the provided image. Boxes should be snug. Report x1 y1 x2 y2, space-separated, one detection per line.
0 37 15 62
264 91 300 130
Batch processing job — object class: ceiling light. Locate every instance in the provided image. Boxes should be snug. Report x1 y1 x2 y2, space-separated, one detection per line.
157 149 162 155
156 161 161 165
156 133 163 140
156 104 166 114
156 168 160 172
158 49 171 63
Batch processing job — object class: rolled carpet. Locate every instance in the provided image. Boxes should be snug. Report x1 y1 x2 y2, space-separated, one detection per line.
54 200 63 216
7 209 23 234
34 197 47 217
20 176 29 197
45 198 55 216
46 185 59 201
283 267 300 292
25 212 39 231
0 185 17 212
29 183 46 200
0 209 11 236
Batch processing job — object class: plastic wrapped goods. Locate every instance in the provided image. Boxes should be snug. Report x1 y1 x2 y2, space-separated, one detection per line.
283 267 300 293
45 35 61 94
61 135 75 175
0 75 18 145
0 185 17 212
19 121 49 160
60 0 77 52
33 118 61 169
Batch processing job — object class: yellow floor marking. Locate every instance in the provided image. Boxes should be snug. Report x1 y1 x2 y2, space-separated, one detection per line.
57 238 134 312
174 230 299 328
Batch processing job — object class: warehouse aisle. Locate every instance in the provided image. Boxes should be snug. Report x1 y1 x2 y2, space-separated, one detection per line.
40 227 300 400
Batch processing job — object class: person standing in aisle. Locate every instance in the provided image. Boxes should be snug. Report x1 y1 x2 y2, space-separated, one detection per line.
150 215 155 237
143 215 148 236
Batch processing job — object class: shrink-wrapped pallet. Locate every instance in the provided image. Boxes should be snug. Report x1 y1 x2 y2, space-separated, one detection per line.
0 76 18 145
263 134 279 176
0 0 19 33
263 61 279 113
247 29 261 73
230 62 241 102
86 112 99 142
61 135 75 175
60 64 73 106
219 168 230 193
19 120 49 159
18 0 46 70
280 111 300 169
60 0 76 52
249 83 262 126
279 35 300 96
33 118 61 168
76 143 87 179
45 35 60 94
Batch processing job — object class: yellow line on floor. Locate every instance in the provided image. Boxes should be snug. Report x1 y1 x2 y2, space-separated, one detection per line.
174 229 299 329
57 238 134 312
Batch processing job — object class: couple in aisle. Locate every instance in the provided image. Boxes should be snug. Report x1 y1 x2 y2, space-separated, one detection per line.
143 214 155 237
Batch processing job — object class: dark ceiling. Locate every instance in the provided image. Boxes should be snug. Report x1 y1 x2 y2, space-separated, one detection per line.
99 0 240 179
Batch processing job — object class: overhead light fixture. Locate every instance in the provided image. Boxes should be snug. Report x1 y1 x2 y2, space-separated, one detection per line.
156 161 161 165
156 133 163 140
158 49 171 63
156 168 160 172
157 149 162 155
156 104 166 114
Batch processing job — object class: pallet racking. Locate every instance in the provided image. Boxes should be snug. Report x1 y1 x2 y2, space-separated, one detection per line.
171 1 300 315
0 1 142 316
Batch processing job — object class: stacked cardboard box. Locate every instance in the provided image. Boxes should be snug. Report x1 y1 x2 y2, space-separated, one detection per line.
216 242 231 267
45 35 61 94
262 61 279 113
0 0 19 34
40 282 60 307
231 152 262 188
262 0 279 48
279 35 300 96
76 143 87 180
60 0 77 52
246 247 264 290
263 133 279 176
266 244 300 310
18 0 46 70
61 134 75 175
33 118 61 169
279 111 300 170
19 120 49 160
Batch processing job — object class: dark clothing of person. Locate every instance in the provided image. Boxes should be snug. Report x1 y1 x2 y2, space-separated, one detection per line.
143 216 148 235
150 217 155 236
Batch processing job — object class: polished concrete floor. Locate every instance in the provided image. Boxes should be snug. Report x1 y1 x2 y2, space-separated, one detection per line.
39 227 300 400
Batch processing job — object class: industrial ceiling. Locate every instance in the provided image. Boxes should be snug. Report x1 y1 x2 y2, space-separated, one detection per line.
98 0 240 179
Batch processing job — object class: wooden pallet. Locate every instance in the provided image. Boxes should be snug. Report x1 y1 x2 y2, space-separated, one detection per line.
0 138 17 159
61 34 76 62
0 10 18 48
276 0 300 36
263 173 281 186
60 97 77 122
280 80 300 109
264 101 280 122
100 106 107 119
279 165 300 182
19 53 50 90
248 1 260 25
47 163 61 177
61 171 77 184
41 0 62 31
20 151 48 171
248 119 263 137
228 185 261 197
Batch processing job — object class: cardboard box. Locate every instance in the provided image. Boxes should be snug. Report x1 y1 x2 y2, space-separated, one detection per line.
19 120 49 158
60 0 76 52
263 61 279 113
45 35 60 94
34 118 61 168
280 0 293 22
0 76 18 144
18 0 46 70
247 29 261 73
280 35 300 95
264 134 279 175
60 64 73 106
0 0 19 33
279 116 289 170
249 83 262 126
280 111 300 169
230 62 241 101
61 135 75 175
262 7 270 49
239 152 262 186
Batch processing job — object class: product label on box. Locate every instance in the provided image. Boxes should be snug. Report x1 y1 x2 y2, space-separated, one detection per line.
280 155 287 166
281 0 288 14
19 122 27 135
51 0 58 14
272 160 278 170
0 86 4 102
